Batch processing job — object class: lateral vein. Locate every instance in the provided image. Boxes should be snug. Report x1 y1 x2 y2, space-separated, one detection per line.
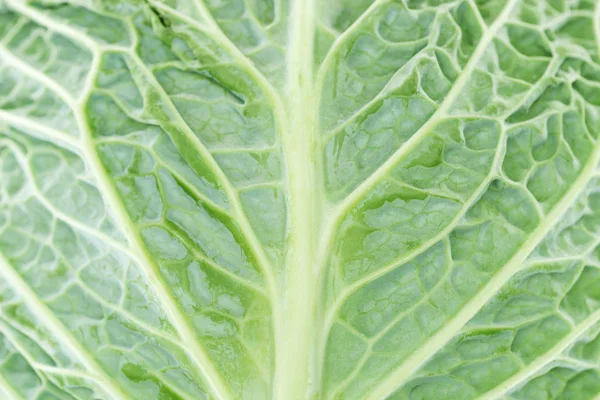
318 0 565 345
0 255 127 400
330 0 520 223
0 320 101 394
0 110 81 151
124 52 278 296
150 0 288 134
6 3 272 398
2 141 140 261
76 55 234 400
365 119 600 400
479 308 600 399
315 0 389 84
320 128 505 334
0 366 23 400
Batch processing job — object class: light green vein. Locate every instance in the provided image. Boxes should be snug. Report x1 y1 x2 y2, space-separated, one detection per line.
0 320 98 398
0 110 81 151
93 136 232 217
319 128 505 337
315 0 389 84
1 6 279 397
149 0 287 127
124 51 278 296
0 9 234 397
1 140 138 259
272 0 318 398
480 309 600 399
77 54 234 400
318 0 564 339
314 0 525 275
0 369 23 400
365 116 600 400
329 0 519 214
0 254 127 400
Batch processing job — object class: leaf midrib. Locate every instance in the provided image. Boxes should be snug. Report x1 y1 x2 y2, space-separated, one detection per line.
4 1 600 399
272 0 320 398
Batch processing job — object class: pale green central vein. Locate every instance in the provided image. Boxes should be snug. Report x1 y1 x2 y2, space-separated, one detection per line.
273 0 318 398
4 1 598 399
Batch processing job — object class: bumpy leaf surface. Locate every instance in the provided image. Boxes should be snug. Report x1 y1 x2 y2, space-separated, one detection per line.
1 0 600 399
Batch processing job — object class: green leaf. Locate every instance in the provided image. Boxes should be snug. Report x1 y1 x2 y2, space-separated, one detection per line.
1 1 600 399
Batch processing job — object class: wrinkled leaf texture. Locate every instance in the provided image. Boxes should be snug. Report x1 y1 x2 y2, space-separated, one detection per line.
1 0 600 399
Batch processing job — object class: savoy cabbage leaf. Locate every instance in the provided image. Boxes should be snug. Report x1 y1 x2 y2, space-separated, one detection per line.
1 0 600 399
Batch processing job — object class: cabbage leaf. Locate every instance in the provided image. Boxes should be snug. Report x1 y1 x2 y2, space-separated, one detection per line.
1 0 600 399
